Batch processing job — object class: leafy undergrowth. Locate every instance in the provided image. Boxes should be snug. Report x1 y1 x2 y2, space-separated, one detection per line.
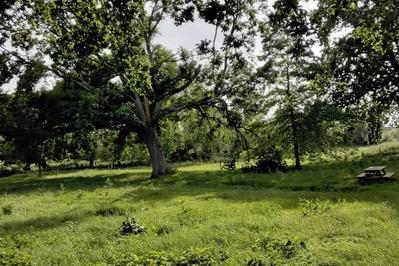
0 144 399 265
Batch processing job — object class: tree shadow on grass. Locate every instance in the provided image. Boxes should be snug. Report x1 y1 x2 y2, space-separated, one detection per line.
119 151 399 213
125 179 397 203
1 151 399 236
0 210 93 236
0 171 151 195
1 150 399 208
161 150 399 193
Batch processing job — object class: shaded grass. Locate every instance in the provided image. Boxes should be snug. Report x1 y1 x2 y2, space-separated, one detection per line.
1 144 399 265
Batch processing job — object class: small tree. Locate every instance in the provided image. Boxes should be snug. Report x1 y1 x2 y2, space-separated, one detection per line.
258 0 346 169
258 0 317 169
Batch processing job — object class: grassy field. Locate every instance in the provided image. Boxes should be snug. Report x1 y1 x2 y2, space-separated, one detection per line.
1 143 399 265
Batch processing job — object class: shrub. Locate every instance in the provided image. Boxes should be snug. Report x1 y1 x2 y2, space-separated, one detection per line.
120 215 145 236
2 205 12 215
247 258 265 266
0 166 17 178
299 198 342 216
253 234 311 264
155 225 173 236
242 147 287 173
220 159 236 171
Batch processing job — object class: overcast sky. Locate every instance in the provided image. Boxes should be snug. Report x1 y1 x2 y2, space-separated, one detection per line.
155 0 318 51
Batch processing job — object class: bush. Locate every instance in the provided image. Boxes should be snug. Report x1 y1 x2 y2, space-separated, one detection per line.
155 225 173 236
120 216 145 236
2 205 12 215
0 165 16 178
247 258 265 266
220 159 236 171
299 198 342 216
242 147 287 173
253 234 310 264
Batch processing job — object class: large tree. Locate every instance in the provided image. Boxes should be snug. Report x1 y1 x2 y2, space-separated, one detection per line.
1 0 258 178
312 0 399 108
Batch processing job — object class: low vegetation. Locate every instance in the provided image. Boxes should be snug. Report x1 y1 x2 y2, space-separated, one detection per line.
1 143 399 265
0 0 398 265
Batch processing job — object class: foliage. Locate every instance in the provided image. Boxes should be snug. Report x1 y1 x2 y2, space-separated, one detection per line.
120 215 146 236
257 1 348 169
0 165 19 178
220 159 237 171
243 144 287 173
0 0 260 178
161 110 240 163
0 236 31 266
0 143 399 264
344 121 369 146
299 198 343 216
246 258 265 266
1 205 12 215
254 234 310 263
95 206 126 217
115 248 228 266
0 63 60 169
313 0 399 110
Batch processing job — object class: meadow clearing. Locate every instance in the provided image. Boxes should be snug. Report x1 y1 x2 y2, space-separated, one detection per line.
1 142 399 265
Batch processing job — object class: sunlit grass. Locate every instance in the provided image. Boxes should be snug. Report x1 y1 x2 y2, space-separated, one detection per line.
1 143 399 265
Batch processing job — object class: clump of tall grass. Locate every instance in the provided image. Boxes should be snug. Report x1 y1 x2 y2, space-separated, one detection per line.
2 204 12 215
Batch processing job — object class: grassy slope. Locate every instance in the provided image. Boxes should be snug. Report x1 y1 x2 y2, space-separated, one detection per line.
1 143 399 265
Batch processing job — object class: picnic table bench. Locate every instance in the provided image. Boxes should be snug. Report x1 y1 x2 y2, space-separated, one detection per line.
357 166 395 185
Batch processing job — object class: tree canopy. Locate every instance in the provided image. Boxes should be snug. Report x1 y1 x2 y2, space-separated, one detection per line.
0 0 397 177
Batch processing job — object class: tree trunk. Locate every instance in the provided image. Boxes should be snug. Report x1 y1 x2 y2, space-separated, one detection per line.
285 55 301 170
293 137 301 170
142 126 167 179
290 113 301 170
88 153 94 168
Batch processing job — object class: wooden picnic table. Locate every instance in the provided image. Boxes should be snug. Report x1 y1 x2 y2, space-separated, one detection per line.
364 166 386 176
357 165 395 184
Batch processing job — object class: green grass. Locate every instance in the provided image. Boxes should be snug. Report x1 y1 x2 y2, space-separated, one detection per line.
1 144 399 265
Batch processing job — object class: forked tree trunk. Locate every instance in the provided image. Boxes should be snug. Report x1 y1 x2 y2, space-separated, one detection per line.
142 126 167 179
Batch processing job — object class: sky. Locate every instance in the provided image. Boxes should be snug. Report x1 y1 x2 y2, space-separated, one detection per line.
155 0 318 52
155 18 218 52
1 0 318 93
